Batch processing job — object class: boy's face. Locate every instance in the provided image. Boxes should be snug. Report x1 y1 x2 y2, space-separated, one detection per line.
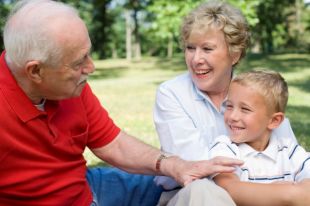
224 82 274 151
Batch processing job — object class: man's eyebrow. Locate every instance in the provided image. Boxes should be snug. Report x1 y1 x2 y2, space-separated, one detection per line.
73 49 91 65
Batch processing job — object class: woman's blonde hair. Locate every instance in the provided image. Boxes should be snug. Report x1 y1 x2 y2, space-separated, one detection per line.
180 0 250 63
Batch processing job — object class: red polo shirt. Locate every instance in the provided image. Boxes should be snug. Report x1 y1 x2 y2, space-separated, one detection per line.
0 52 120 205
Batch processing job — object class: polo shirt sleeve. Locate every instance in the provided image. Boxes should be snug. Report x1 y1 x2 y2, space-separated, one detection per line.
81 84 120 149
209 135 242 179
209 135 239 158
288 143 310 182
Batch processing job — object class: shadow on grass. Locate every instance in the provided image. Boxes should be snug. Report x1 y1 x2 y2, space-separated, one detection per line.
290 76 310 93
154 56 186 72
237 53 310 73
286 105 310 150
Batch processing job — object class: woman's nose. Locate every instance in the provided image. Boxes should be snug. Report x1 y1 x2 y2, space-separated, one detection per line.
192 48 205 64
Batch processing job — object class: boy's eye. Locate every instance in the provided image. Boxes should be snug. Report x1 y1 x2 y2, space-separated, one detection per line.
241 107 251 112
226 104 233 110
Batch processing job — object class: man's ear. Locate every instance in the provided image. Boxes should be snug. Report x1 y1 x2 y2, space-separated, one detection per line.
268 112 285 130
25 60 43 83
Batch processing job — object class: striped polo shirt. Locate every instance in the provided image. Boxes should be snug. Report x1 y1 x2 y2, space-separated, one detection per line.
209 134 310 183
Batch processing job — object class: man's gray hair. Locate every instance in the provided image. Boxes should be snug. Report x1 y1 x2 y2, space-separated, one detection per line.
3 0 80 68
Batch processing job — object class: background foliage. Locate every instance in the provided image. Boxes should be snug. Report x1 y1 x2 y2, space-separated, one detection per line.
0 0 310 57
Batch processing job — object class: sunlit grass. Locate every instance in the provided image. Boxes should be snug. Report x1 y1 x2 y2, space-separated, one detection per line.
84 54 310 166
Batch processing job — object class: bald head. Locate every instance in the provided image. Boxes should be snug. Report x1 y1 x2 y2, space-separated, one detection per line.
3 0 87 68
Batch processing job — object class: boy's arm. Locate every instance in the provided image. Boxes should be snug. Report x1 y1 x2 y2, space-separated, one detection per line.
214 173 309 206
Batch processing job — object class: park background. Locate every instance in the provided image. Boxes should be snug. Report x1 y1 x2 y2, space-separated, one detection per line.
1 0 310 166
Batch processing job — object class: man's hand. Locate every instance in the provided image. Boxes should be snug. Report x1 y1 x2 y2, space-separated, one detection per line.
161 156 243 187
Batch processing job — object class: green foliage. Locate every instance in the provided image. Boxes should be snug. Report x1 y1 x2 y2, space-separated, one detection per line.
300 3 310 52
0 0 309 57
0 0 12 50
228 0 260 26
145 0 201 56
252 0 303 53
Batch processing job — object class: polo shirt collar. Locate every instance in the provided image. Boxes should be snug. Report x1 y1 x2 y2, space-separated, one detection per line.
238 134 279 162
0 51 45 122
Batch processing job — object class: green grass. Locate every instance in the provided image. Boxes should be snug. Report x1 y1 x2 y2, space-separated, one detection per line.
84 53 310 166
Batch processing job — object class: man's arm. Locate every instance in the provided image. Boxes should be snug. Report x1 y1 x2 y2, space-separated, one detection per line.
214 173 310 206
91 131 243 186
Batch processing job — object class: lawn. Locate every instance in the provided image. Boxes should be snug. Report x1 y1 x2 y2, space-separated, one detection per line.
84 53 310 166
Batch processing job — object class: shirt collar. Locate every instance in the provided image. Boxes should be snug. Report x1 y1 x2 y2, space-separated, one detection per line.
238 134 280 161
192 79 227 114
0 51 45 122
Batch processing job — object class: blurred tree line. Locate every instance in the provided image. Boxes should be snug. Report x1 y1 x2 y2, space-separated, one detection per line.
0 0 309 59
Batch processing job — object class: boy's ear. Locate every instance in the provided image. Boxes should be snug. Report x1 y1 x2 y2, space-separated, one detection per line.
268 112 285 130
25 60 43 83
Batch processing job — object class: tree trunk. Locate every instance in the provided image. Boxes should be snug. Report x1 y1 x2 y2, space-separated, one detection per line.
134 42 141 60
133 9 141 61
167 35 173 58
295 0 302 46
111 43 118 59
125 10 132 61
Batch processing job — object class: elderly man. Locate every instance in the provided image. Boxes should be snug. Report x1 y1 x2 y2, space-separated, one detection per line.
0 0 242 205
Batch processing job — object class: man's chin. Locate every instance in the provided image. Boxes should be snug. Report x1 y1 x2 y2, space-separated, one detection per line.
70 84 86 98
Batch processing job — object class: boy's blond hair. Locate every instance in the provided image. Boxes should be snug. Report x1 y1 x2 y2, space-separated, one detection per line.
231 70 288 113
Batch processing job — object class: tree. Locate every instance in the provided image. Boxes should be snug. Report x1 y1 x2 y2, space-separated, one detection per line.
147 0 201 58
123 0 151 61
253 0 295 53
0 0 12 50
147 0 259 58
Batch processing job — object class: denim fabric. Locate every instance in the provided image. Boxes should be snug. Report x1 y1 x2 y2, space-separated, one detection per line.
87 167 163 206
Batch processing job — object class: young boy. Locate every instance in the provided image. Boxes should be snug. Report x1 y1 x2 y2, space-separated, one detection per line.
209 70 310 205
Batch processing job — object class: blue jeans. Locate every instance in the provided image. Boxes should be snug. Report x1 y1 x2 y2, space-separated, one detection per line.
86 167 163 206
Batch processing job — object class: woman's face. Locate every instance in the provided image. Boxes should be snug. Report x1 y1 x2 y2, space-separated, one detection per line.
185 27 239 95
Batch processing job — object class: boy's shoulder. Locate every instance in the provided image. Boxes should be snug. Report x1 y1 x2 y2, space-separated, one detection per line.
210 135 234 148
209 135 239 157
272 134 298 151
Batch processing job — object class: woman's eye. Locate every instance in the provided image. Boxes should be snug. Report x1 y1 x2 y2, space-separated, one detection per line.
203 47 212 51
